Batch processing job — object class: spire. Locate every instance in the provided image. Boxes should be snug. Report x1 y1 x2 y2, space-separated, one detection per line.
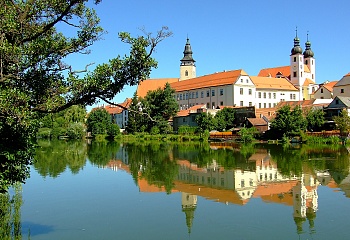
180 38 195 66
303 31 314 58
291 27 303 55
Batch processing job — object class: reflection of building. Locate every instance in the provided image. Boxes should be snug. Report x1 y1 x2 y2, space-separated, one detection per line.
182 192 197 234
292 173 319 233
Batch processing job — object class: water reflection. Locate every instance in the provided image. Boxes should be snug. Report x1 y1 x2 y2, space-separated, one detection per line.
103 142 350 235
30 140 350 238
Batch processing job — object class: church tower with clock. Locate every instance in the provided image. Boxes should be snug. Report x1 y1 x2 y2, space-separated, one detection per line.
180 38 196 81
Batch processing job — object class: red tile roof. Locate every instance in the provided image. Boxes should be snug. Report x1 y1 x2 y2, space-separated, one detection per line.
250 76 299 91
136 78 179 98
323 81 338 92
104 98 132 115
303 78 314 86
170 69 248 92
258 66 290 78
247 118 267 126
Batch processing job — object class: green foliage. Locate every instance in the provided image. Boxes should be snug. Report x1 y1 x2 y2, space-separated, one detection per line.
214 107 235 131
238 127 257 143
35 140 87 177
150 126 160 135
0 0 171 192
195 112 216 132
67 122 85 139
269 105 307 139
0 184 22 239
86 108 111 136
333 109 350 135
178 125 197 135
37 128 52 139
127 84 178 134
305 108 325 132
107 124 121 138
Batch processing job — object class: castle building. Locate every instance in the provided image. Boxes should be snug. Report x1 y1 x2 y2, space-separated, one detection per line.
136 33 319 110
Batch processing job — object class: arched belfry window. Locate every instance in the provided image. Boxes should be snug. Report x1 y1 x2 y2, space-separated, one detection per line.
185 70 188 76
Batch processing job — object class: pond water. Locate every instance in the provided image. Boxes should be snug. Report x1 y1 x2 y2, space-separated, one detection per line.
3 140 350 239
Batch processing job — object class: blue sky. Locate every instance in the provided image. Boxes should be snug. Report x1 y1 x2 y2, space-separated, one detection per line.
65 0 350 111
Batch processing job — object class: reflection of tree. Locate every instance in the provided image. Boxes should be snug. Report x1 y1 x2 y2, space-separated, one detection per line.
0 184 22 240
35 140 87 177
126 143 178 194
87 141 121 167
294 216 306 234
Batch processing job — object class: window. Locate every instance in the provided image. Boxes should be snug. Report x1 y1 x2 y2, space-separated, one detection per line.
264 103 266 108
320 88 323 93
201 91 204 98
293 57 296 62
259 103 261 108
220 89 224 96
206 90 210 97
191 116 196 122
241 180 245 187
241 79 243 83
196 91 198 98
185 70 188 76
301 72 303 77
312 74 314 79
249 102 252 107
212 90 215 96
341 89 344 93
220 101 223 106
192 92 194 99
212 102 215 109
336 100 339 105
185 93 188 100
293 71 297 77
240 88 243 95
268 93 271 99
240 101 243 106
180 94 182 100
258 92 261 98
206 102 210 108
290 93 293 99
263 92 266 98
177 94 179 100
183 117 187 122
246 79 249 83
305 60 308 65
269 103 271 108
248 89 252 95
273 93 276 99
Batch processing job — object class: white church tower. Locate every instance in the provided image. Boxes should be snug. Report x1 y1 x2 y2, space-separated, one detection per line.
180 38 196 81
303 33 316 83
290 29 305 100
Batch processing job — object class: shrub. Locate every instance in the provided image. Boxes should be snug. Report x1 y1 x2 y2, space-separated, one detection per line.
51 127 66 139
37 128 51 139
67 122 85 139
107 124 120 138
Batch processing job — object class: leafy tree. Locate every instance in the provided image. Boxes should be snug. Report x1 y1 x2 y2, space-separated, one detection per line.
107 123 121 138
239 127 257 143
195 112 216 132
0 0 171 192
269 105 307 139
144 82 178 132
333 109 350 136
305 107 325 132
127 83 178 134
214 107 235 131
86 108 111 136
67 122 85 139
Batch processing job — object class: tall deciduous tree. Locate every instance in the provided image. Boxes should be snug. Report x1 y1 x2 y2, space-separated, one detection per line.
214 107 235 131
305 107 325 132
333 109 350 136
0 0 171 192
269 105 307 139
195 112 216 132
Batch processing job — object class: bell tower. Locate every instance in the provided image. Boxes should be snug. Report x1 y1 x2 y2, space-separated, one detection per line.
290 28 305 100
303 33 316 83
180 38 196 81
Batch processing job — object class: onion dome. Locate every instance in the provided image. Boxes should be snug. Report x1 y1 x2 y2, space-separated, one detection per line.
303 35 314 58
291 36 303 55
